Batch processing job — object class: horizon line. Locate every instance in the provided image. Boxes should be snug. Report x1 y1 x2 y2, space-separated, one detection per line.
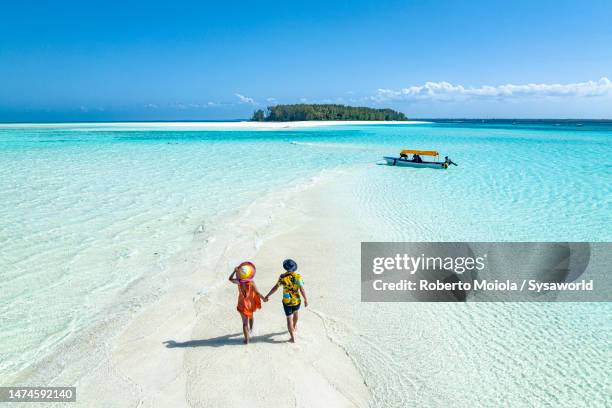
2 118 612 125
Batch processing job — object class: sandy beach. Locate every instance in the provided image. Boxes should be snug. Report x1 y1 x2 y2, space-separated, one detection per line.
37 169 369 407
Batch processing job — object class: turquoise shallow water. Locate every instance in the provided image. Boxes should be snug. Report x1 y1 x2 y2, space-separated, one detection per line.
0 122 610 388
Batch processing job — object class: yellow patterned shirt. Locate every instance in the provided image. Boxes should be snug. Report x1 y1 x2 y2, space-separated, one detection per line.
277 272 303 306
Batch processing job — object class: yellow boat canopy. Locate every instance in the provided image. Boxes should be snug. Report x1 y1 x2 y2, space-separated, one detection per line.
400 149 439 157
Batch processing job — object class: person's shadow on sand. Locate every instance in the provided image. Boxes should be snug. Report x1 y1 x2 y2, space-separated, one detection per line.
163 331 288 348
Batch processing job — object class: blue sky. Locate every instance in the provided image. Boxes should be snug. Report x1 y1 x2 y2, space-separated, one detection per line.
1 0 611 121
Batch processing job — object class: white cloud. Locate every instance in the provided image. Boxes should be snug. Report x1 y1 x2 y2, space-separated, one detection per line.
372 77 612 102
235 93 257 105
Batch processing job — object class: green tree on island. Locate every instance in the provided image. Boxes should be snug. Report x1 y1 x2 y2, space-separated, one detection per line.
251 104 407 121
252 109 265 121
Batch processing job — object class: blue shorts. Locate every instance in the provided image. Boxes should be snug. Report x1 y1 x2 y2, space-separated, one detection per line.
282 302 301 316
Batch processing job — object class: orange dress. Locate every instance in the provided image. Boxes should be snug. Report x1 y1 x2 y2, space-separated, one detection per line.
236 282 262 317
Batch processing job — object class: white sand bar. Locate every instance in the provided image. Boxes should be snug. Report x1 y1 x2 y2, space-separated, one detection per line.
0 120 428 131
57 171 371 407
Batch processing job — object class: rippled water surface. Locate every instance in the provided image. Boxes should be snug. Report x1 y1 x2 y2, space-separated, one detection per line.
1 122 610 393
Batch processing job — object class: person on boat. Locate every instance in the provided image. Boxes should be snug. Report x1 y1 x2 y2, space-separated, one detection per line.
412 154 423 163
400 152 408 160
264 259 309 343
229 262 267 344
444 156 457 166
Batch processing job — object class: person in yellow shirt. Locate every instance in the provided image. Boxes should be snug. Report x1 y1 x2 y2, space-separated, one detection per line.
264 259 308 343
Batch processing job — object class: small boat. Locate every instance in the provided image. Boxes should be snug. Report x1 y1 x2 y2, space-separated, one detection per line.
383 149 456 169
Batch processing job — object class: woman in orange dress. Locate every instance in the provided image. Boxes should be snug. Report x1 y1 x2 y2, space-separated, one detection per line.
228 262 266 344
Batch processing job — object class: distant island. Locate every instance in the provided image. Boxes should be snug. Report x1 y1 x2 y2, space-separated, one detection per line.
251 104 407 122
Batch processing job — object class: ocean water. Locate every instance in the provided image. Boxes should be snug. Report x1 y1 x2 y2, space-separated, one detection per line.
1 122 611 399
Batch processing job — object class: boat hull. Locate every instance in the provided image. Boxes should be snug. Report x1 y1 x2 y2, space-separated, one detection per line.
383 157 446 169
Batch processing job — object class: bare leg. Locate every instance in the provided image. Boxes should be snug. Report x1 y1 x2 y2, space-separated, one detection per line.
249 317 254 333
241 314 250 344
292 310 299 332
286 315 296 343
